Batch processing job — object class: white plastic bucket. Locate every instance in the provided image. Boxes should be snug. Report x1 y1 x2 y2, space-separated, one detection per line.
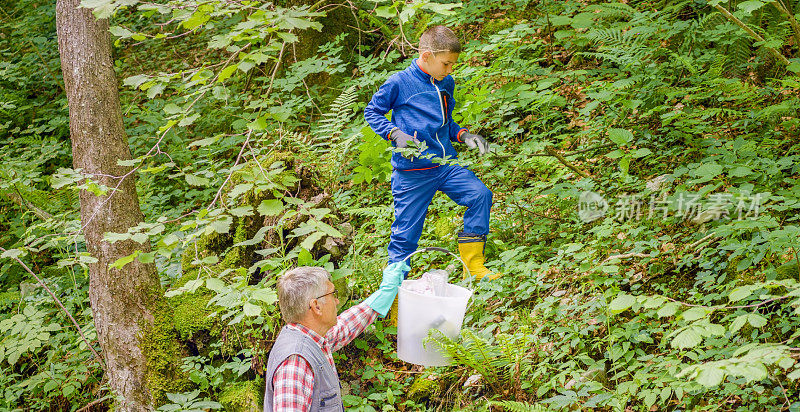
397 279 473 366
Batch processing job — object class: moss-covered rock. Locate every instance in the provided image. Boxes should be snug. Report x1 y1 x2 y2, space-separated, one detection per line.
219 379 264 412
171 292 215 342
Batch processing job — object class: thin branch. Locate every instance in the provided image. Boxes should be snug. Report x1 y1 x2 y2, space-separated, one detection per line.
544 145 589 178
712 3 790 66
4 189 53 220
602 252 652 264
771 0 800 50
0 247 107 373
208 129 253 209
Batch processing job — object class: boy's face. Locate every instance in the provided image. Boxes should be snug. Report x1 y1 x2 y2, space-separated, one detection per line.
420 51 459 81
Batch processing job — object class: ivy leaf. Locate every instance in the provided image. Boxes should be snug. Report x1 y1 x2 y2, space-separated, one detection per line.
608 293 636 314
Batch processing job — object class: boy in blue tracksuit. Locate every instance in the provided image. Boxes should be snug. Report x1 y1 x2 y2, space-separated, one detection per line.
364 25 498 280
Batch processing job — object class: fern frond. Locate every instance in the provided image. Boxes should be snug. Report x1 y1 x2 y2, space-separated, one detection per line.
489 400 548 412
313 85 359 150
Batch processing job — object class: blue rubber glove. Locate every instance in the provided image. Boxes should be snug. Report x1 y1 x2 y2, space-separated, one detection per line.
364 261 411 317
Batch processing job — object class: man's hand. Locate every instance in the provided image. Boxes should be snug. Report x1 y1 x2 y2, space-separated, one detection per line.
364 261 411 317
390 129 421 149
463 132 489 156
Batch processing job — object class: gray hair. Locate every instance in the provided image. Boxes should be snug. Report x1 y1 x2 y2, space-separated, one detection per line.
278 266 331 323
419 25 462 55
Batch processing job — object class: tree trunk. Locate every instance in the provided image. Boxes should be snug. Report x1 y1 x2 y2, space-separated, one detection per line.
55 1 161 410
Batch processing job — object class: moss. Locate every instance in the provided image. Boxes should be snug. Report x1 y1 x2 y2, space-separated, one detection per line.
407 374 440 402
141 301 192 406
776 260 799 281
219 379 264 412
171 292 215 341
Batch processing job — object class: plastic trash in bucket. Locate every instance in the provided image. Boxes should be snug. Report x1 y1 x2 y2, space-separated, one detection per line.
396 247 473 366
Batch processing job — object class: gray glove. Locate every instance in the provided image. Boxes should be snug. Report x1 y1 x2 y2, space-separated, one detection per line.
390 129 421 149
463 132 489 155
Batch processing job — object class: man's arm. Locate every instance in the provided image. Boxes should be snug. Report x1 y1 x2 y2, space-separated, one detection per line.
326 302 378 352
364 79 399 141
272 355 315 411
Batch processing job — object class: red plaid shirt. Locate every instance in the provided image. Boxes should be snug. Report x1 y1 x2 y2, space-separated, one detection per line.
271 302 378 411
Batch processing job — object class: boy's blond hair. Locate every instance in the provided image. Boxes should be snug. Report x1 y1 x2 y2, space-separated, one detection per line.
419 25 461 55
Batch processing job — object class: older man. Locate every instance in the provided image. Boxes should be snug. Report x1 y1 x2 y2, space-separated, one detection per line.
264 262 409 411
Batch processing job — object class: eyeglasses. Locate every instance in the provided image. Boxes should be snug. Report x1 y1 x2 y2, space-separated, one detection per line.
315 289 338 301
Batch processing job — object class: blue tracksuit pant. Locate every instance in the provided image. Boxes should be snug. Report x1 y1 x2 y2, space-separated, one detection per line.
388 164 493 264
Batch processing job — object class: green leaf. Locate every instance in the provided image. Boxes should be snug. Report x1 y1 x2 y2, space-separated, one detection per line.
730 314 748 333
696 366 725 387
300 232 325 250
787 61 800 74
178 114 200 127
608 293 636 314
228 183 253 200
251 288 277 304
182 11 210 30
1 248 25 259
123 74 150 89
659 303 680 320
737 0 765 15
206 278 225 292
747 313 767 328
210 217 232 234
217 65 238 83
691 163 723 183
729 285 755 302
109 251 139 270
632 148 652 158
682 307 711 321
109 26 133 38
185 174 210 187
671 327 702 349
243 302 261 317
257 199 284 216
608 128 633 145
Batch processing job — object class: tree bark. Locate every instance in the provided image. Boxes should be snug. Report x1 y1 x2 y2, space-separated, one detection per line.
55 1 161 410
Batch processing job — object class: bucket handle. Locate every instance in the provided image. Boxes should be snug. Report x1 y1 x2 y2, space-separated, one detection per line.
399 247 471 280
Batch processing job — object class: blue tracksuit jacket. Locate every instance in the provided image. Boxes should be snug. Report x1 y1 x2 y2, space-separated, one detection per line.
364 59 467 171
364 59 494 265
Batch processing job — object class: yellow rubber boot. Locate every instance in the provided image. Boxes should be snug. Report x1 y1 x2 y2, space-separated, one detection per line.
457 235 500 280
